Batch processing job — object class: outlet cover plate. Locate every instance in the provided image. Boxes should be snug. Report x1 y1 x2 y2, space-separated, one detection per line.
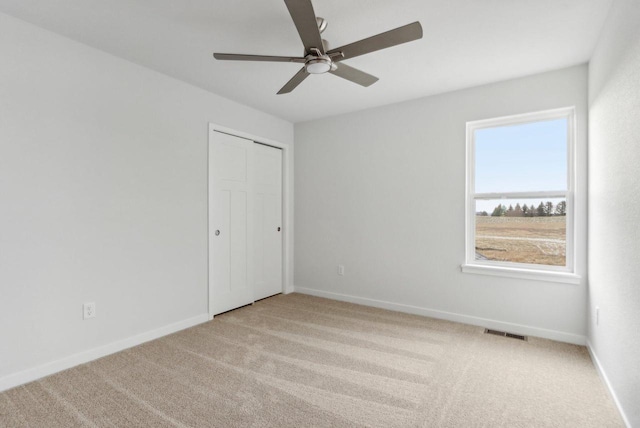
83 302 96 319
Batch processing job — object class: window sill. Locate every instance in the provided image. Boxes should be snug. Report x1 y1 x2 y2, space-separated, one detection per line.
460 263 581 284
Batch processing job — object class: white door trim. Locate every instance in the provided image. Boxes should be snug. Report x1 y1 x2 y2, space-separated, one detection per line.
208 123 293 320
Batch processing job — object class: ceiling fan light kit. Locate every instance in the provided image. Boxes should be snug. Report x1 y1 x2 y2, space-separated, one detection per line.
213 0 423 94
305 57 332 74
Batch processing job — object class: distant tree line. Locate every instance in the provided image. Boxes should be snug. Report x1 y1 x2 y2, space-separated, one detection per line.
477 201 567 217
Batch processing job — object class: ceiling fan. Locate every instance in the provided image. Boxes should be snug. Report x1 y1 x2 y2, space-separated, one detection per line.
213 0 423 94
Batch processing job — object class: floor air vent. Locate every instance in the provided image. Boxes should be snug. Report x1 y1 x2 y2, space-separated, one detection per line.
484 329 527 341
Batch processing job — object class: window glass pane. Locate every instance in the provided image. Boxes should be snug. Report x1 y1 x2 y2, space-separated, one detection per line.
475 118 567 193
475 198 566 266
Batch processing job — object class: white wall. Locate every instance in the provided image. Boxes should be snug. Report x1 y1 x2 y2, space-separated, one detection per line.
294 65 588 344
0 12 293 389
588 0 640 425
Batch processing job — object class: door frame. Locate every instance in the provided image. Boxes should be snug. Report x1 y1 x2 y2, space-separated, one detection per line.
207 123 293 320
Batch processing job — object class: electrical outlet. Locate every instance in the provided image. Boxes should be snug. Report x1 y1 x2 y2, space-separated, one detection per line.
83 302 96 320
337 265 345 276
595 306 600 326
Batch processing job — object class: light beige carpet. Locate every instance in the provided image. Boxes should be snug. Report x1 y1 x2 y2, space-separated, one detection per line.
0 293 623 427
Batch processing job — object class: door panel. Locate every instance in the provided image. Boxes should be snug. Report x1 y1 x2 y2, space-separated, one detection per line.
253 144 283 301
212 190 230 295
216 143 247 182
254 193 265 290
229 191 248 292
264 193 281 289
209 132 253 315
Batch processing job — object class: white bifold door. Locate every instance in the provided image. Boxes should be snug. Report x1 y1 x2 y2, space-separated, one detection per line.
209 131 282 316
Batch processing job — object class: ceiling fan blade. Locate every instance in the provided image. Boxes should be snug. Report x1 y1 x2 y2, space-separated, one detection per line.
284 0 325 54
327 21 423 62
277 67 309 94
214 53 306 63
329 63 378 87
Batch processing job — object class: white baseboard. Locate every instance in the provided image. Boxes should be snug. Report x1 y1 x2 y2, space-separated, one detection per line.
294 286 586 345
587 341 631 428
0 313 209 393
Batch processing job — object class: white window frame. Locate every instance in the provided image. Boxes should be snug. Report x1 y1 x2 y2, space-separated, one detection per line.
462 107 580 284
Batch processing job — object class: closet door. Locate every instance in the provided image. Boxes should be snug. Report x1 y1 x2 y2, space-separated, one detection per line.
209 131 254 315
253 144 283 301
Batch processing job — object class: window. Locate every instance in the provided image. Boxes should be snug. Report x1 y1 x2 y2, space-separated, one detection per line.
463 108 579 284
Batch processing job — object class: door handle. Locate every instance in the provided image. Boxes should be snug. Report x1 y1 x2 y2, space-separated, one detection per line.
215 230 221 236
277 227 281 232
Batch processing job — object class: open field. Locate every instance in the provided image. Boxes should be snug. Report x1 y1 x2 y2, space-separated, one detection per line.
475 216 566 266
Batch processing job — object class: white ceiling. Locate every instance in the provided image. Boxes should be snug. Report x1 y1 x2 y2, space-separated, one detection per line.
0 0 612 123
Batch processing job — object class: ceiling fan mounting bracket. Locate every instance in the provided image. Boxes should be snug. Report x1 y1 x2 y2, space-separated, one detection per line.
316 17 327 34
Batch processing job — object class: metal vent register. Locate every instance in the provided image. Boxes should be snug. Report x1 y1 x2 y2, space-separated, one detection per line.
484 329 528 341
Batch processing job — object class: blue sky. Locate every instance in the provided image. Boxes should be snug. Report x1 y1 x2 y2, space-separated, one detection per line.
475 118 567 213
